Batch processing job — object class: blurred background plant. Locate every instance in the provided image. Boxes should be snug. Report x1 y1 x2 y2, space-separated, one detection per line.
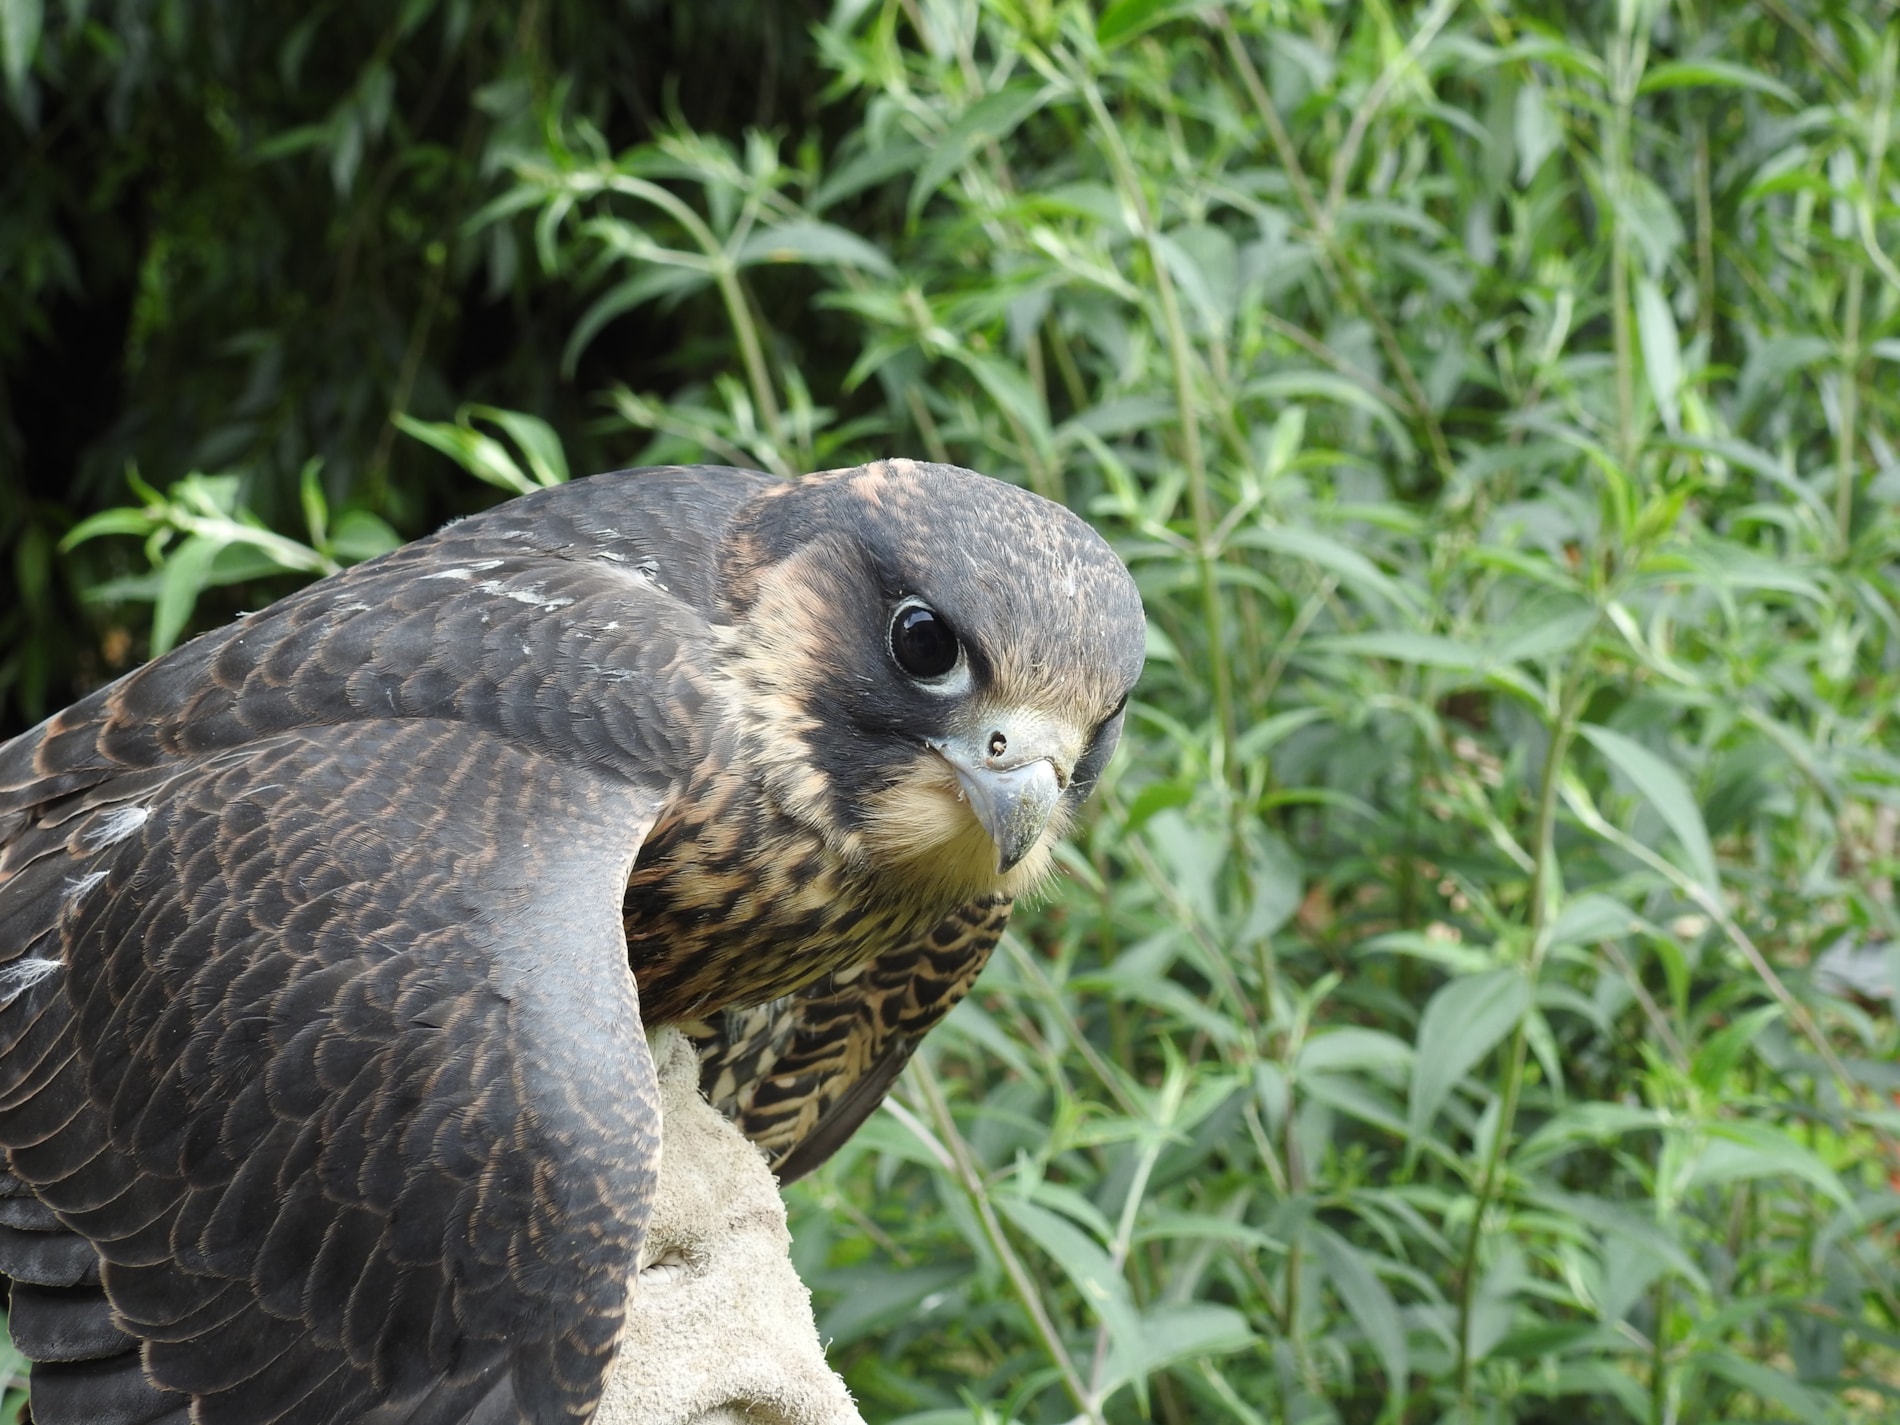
5 0 1899 1422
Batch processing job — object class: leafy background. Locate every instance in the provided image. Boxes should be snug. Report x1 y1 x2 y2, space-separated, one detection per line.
4 0 1899 1422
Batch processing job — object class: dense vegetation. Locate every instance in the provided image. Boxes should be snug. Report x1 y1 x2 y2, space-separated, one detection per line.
5 1 1898 1421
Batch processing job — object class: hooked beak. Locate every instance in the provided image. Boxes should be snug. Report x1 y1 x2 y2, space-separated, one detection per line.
930 725 1069 873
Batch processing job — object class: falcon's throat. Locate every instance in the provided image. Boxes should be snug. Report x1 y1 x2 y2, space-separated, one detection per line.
619 760 1010 1026
856 745 1064 899
617 720 1055 1029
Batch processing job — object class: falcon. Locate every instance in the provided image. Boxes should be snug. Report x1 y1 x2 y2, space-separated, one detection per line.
0 459 1145 1425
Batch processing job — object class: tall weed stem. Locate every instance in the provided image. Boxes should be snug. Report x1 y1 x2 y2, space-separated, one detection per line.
1454 656 1596 1408
1074 63 1238 789
910 1056 1101 1422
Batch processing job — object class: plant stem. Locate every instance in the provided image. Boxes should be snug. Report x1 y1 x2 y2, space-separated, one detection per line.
606 174 789 463
1569 789 1899 1161
1074 63 1238 790
1086 1106 1171 1400
1319 0 1461 226
1835 29 1896 557
910 1056 1100 1423
1215 13 1455 482
1651 1275 1674 1425
1835 258 1864 560
1605 19 1646 473
1453 657 1594 1408
1001 935 1141 1116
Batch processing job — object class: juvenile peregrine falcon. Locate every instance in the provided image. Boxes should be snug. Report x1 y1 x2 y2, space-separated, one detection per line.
0 459 1144 1425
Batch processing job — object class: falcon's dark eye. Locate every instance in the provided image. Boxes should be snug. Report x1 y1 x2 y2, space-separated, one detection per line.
889 600 961 681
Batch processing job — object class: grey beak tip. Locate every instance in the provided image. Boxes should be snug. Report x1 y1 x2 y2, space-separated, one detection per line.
950 756 1061 876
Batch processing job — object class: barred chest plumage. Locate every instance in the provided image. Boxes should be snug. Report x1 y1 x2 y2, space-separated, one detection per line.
618 750 983 1026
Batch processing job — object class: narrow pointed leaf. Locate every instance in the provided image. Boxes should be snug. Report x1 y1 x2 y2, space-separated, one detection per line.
1578 724 1719 892
1408 968 1530 1145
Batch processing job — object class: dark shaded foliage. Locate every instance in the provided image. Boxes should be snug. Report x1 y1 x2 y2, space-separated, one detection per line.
1 0 825 731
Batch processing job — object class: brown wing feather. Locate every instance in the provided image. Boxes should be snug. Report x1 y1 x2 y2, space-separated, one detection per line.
694 895 1010 1181
0 717 662 1425
0 471 762 1425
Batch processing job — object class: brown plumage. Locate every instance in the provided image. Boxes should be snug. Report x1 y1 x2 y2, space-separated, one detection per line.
0 458 1145 1425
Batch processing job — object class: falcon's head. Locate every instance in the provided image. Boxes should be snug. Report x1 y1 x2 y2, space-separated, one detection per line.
714 459 1145 908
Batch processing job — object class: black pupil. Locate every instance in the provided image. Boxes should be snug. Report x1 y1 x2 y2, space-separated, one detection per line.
892 604 959 678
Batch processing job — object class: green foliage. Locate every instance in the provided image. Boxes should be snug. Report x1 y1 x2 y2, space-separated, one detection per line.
395 406 573 497
12 0 1900 1422
61 466 399 654
0 0 827 727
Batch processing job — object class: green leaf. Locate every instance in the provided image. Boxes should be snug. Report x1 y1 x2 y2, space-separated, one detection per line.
818 1262 967 1348
178 472 244 518
1310 1226 1408 1398
1301 1072 1410 1141
1678 538 1827 603
1104 1302 1252 1390
995 1196 1144 1374
1518 1102 1672 1163
1129 1213 1282 1254
938 998 1040 1082
1535 1362 1652 1418
1611 170 1685 276
908 83 1056 221
1684 1121 1854 1211
947 348 1052 454
327 510 402 564
1470 1241 1534 1366
1635 277 1683 434
246 123 331 163
1097 0 1207 49
1546 893 1640 948
1297 1027 1412 1078
810 136 928 212
464 405 569 488
1407 968 1530 1146
733 220 895 277
1317 630 1486 670
1064 395 1177 442
1664 435 1830 523
1243 372 1414 458
1120 776 1195 830
1232 707 1327 764
0 0 41 106
201 542 308 587
563 267 711 374
1235 523 1420 616
1690 1004 1780 1092
1525 1187 1710 1298
298 459 329 548
1578 724 1719 893
1736 333 1833 415
1638 60 1799 106
1492 603 1597 664
0 1333 28 1425
152 535 226 656
1152 227 1235 331
396 414 538 495
62 508 158 550
833 1112 952 1175
1700 1349 1842 1419
1514 80 1562 183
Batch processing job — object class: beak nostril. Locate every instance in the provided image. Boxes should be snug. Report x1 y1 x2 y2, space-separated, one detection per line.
987 730 1008 759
